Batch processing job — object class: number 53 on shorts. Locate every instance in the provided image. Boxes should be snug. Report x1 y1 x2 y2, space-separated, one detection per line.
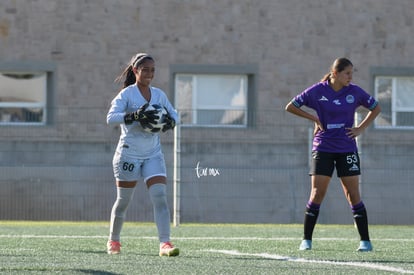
346 153 359 164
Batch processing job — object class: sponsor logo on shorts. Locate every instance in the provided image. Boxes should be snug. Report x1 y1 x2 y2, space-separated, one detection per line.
349 164 360 171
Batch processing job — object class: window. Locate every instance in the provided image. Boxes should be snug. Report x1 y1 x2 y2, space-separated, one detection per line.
373 68 414 129
171 65 256 127
0 62 54 126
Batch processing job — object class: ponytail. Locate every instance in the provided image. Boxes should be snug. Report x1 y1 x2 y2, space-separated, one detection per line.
320 72 331 82
114 53 154 89
114 65 135 88
320 57 353 82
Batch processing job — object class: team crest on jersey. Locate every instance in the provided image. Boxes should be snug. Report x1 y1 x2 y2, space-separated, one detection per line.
346 95 355 104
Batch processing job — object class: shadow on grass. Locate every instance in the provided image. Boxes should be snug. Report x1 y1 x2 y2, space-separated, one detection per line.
0 268 120 275
75 249 159 257
72 270 120 275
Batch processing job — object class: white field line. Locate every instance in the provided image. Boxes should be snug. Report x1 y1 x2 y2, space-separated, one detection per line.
0 235 413 242
206 249 414 274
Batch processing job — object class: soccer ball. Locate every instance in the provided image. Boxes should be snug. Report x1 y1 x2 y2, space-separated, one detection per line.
142 104 167 133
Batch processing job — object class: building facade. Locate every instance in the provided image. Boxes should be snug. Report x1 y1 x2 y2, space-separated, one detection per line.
0 0 413 224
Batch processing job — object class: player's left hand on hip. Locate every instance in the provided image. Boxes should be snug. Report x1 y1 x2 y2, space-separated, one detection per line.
346 127 362 139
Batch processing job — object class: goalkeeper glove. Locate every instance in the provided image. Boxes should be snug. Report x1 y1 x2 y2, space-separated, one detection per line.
124 103 159 125
162 113 176 132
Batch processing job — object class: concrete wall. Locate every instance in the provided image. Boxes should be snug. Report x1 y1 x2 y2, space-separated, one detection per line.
0 0 413 224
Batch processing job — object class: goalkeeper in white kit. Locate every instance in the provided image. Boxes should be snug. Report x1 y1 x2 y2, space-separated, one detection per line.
106 53 179 256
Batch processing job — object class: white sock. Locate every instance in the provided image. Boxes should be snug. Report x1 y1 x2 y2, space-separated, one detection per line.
109 187 135 242
149 183 170 243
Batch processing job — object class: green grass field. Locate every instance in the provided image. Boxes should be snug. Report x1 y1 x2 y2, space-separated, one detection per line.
0 221 413 274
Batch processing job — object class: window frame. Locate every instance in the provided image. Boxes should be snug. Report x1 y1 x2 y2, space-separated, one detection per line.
0 61 55 126
170 64 257 128
371 67 414 130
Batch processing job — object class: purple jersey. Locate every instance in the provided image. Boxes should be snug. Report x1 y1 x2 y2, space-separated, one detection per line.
291 81 378 153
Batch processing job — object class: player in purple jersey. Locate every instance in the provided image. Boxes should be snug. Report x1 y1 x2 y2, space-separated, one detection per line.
285 57 381 252
106 53 179 257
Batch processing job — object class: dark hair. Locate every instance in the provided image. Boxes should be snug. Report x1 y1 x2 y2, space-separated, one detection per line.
321 57 353 82
115 53 154 88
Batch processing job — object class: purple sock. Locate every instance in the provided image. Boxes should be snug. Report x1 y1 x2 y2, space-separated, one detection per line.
351 201 365 213
307 200 321 211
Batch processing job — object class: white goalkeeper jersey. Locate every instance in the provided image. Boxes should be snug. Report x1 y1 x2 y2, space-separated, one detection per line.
107 84 178 159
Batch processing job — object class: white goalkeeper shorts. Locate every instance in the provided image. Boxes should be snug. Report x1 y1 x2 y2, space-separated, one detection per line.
112 151 167 183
